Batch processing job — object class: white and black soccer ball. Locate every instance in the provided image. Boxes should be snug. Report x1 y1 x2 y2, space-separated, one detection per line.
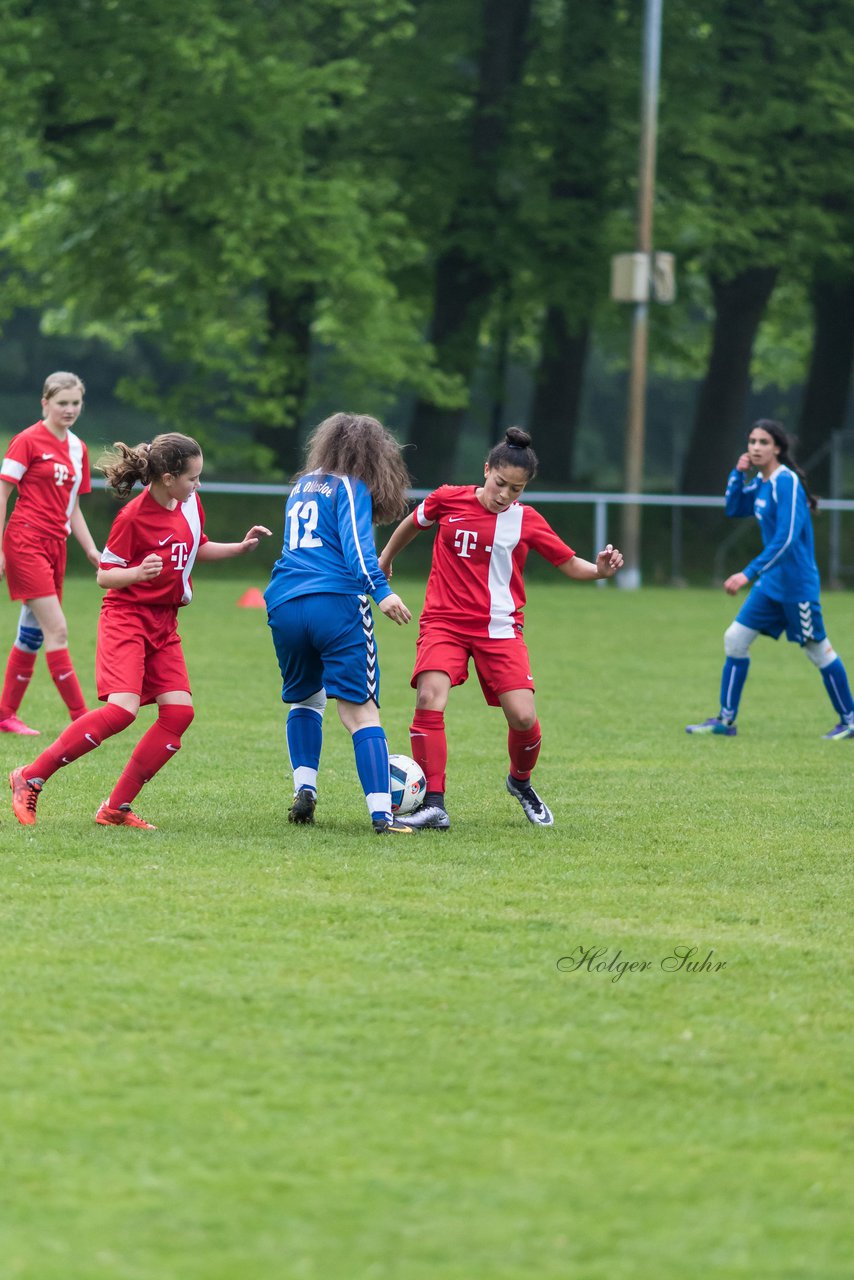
389 753 426 816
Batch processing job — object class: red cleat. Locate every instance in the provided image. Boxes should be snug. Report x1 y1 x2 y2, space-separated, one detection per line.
95 801 157 830
10 767 42 825
0 714 40 736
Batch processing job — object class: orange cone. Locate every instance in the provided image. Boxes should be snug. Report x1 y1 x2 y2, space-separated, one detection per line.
237 587 266 609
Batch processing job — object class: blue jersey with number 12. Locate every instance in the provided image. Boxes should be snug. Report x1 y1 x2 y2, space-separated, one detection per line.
264 470 393 612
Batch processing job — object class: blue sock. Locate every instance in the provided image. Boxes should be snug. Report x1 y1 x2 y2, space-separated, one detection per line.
352 725 392 822
286 707 323 794
719 657 750 723
821 657 854 723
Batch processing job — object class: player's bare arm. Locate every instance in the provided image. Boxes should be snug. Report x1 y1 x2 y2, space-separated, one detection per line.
97 554 164 589
378 516 421 578
558 544 624 581
196 526 273 561
69 501 101 567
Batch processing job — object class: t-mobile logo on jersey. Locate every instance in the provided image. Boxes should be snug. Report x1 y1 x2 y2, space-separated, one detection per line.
53 462 69 485
454 528 477 558
171 542 190 570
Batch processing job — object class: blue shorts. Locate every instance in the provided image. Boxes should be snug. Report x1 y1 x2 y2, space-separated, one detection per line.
268 593 381 705
736 587 826 645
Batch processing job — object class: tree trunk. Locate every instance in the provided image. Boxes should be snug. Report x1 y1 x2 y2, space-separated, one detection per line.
529 308 589 484
253 285 314 473
407 0 534 485
680 266 778 493
796 272 854 495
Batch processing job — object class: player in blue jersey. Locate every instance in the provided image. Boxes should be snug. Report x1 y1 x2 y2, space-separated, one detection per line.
265 413 416 834
686 419 854 739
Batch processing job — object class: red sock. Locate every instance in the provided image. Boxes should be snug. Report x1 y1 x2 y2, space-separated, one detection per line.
508 720 542 781
46 648 87 720
24 703 136 783
0 646 37 719
109 704 195 808
410 708 447 793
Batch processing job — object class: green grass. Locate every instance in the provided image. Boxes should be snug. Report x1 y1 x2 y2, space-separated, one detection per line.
1 576 852 1279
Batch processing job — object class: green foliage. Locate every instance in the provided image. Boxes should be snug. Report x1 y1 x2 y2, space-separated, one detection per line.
1 579 852 1277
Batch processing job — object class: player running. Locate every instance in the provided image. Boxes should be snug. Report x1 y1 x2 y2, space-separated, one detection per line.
9 433 271 829
264 412 415 836
686 419 854 739
0 371 101 735
378 427 623 831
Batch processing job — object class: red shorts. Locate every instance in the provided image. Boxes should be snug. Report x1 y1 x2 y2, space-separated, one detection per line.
3 522 67 601
96 601 191 704
412 626 535 707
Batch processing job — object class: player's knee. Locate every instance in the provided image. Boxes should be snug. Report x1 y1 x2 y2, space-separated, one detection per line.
804 638 836 670
291 689 327 716
158 704 195 740
16 624 44 653
724 622 754 658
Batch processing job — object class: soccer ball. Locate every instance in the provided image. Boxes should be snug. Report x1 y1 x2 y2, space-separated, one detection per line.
389 753 426 816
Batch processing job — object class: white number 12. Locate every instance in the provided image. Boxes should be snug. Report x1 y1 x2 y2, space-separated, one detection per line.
287 500 323 550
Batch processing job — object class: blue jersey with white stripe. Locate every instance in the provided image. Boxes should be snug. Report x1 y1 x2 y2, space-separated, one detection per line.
725 464 820 602
264 470 393 611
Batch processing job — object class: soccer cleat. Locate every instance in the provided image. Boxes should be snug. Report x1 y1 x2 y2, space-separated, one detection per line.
288 787 317 824
9 767 42 825
685 717 737 737
0 714 40 736
506 774 554 827
95 801 157 830
372 816 415 835
823 722 854 740
403 804 451 831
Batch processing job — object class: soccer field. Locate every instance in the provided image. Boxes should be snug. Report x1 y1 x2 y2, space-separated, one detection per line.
1 576 851 1279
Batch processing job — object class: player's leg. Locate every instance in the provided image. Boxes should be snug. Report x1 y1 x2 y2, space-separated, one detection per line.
404 670 453 829
286 689 327 823
268 598 327 822
802 629 854 739
27 593 88 721
686 609 763 736
98 691 195 829
0 605 43 735
499 687 553 827
336 697 412 834
10 691 139 825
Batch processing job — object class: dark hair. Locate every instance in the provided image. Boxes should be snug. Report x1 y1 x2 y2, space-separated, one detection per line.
750 419 817 511
300 412 410 525
486 427 538 479
98 433 202 498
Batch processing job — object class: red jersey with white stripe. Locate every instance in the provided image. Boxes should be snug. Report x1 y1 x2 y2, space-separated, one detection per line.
414 486 575 638
99 488 208 607
0 421 91 538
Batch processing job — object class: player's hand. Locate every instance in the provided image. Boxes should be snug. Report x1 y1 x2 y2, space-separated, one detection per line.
735 452 752 472
240 525 273 552
87 548 102 568
724 571 749 596
595 544 623 578
136 553 164 581
379 593 411 625
378 555 391 579
0 551 5 581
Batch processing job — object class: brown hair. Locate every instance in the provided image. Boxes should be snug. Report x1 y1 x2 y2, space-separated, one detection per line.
98 433 202 498
486 427 538 479
42 371 85 401
300 413 410 524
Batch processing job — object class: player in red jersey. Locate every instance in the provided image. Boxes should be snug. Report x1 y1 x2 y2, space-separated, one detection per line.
378 427 623 830
0 371 101 735
9 433 271 829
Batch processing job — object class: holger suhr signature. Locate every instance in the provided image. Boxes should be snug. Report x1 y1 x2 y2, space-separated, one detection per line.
557 945 727 983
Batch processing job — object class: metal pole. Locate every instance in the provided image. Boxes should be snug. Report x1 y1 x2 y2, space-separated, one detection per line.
619 0 663 590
